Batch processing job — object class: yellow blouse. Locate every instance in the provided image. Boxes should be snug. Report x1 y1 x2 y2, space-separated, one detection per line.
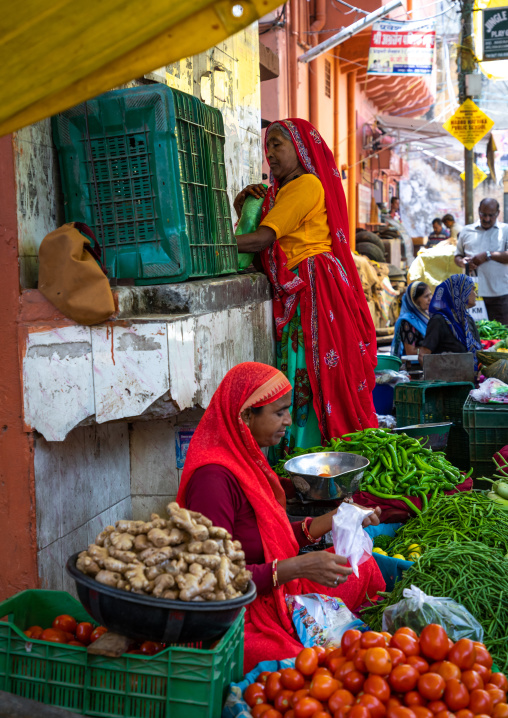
259 174 332 270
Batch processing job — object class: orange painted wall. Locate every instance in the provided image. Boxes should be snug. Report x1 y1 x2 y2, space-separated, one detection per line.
0 135 38 601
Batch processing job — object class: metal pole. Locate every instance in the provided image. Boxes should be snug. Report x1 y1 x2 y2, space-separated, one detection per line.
458 0 476 225
298 0 403 63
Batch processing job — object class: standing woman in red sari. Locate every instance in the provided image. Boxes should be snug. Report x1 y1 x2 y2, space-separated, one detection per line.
235 119 377 453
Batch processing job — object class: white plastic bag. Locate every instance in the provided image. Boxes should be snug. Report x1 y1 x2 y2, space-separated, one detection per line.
285 593 367 647
470 377 508 403
332 503 374 578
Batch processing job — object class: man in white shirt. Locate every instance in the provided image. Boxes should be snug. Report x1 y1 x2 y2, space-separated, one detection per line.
455 198 508 324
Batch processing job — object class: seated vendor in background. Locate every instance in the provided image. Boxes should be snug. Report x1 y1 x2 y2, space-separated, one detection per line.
419 275 481 367
177 362 384 672
391 281 432 357
427 218 449 247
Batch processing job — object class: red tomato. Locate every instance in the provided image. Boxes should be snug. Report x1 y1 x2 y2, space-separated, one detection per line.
387 648 406 668
435 711 455 718
52 614 77 634
26 625 44 640
364 647 392 676
407 656 430 675
23 629 33 638
67 640 85 647
281 668 305 692
292 689 310 707
361 632 388 650
258 671 271 685
266 672 284 702
314 646 327 665
342 630 363 654
412 709 433 718
364 675 391 703
448 640 476 671
296 649 319 677
274 689 294 713
419 625 449 662
140 641 159 656
387 698 402 710
262 710 283 718
490 674 508 692
359 693 387 718
427 702 447 714
293 696 323 718
404 692 426 708
444 678 470 711
310 674 339 701
437 662 461 681
493 704 508 718
349 706 371 718
328 689 355 712
314 667 333 678
469 689 494 715
40 628 67 643
474 664 493 684
75 622 93 645
387 707 416 718
390 634 420 658
89 626 108 643
286 711 296 718
336 662 356 682
487 687 506 707
251 705 273 718
346 641 362 661
417 674 446 702
343 671 365 695
244 683 267 707
474 646 494 670
333 711 352 718
396 628 418 640
353 649 368 674
389 665 420 693
461 670 484 692
313 713 331 718
447 640 454 651
330 656 348 675
455 711 474 718
381 632 393 644
251 703 273 718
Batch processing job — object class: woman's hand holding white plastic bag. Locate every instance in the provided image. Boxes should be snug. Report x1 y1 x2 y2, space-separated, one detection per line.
332 503 374 578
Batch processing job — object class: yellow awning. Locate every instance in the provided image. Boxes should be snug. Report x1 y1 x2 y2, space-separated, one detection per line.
0 0 281 137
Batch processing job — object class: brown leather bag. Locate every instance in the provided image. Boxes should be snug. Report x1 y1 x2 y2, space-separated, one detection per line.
38 222 115 325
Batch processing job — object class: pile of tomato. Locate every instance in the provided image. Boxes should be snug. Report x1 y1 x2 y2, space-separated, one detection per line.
23 613 165 655
243 625 508 718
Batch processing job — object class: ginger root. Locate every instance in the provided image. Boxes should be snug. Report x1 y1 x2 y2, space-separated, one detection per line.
167 503 209 541
152 573 176 597
109 532 135 551
76 552 101 576
177 570 217 601
95 570 121 587
124 564 151 592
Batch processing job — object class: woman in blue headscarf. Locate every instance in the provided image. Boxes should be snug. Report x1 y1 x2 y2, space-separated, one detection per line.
391 282 432 358
419 275 481 368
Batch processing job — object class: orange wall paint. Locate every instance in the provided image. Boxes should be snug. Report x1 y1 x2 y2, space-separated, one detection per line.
0 135 38 601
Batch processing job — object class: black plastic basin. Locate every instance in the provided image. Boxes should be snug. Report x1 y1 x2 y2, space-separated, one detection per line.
66 552 256 644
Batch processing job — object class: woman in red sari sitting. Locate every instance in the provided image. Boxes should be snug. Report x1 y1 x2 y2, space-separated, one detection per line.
235 119 377 455
176 362 385 673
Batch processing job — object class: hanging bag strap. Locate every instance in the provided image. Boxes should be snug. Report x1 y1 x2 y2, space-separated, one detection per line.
74 221 108 275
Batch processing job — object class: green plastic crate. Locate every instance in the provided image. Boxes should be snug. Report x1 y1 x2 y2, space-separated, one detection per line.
463 395 508 472
395 381 474 471
0 590 244 718
52 86 237 284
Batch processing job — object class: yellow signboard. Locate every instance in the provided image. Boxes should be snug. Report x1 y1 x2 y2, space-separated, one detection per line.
443 99 494 150
460 163 488 189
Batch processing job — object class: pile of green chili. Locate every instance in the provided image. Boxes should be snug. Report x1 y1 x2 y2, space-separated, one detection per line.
274 428 470 514
361 541 508 672
477 319 508 340
374 491 508 556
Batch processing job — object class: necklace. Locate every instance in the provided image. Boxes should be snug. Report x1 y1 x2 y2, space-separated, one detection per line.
279 172 304 189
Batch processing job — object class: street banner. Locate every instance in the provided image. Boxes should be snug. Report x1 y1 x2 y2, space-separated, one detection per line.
460 163 488 188
367 18 436 76
443 99 494 150
483 6 508 60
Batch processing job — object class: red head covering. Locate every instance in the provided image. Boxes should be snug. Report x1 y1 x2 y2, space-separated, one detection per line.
260 118 372 340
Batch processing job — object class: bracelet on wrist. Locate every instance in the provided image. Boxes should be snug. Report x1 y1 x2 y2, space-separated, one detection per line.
272 558 280 589
302 517 320 544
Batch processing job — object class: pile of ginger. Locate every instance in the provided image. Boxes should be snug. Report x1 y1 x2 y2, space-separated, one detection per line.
76 502 251 601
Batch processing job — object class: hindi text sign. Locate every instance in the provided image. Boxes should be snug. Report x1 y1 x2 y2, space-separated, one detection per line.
367 18 436 76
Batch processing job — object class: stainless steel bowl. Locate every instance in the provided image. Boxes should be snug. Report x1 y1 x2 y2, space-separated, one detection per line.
284 452 370 501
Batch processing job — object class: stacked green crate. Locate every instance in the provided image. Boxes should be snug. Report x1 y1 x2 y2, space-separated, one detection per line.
52 86 237 284
463 396 508 478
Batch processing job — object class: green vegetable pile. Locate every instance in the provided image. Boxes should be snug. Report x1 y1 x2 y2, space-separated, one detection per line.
275 428 470 515
361 541 508 672
373 491 508 557
477 319 508 340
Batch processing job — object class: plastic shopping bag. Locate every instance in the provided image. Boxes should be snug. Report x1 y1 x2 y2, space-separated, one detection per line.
332 502 374 578
286 593 367 647
382 585 484 641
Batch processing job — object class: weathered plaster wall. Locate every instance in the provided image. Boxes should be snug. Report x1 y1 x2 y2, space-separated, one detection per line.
35 423 131 595
0 135 39 601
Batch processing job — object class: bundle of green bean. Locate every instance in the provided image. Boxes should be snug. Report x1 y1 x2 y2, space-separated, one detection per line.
361 541 508 672
374 491 508 557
